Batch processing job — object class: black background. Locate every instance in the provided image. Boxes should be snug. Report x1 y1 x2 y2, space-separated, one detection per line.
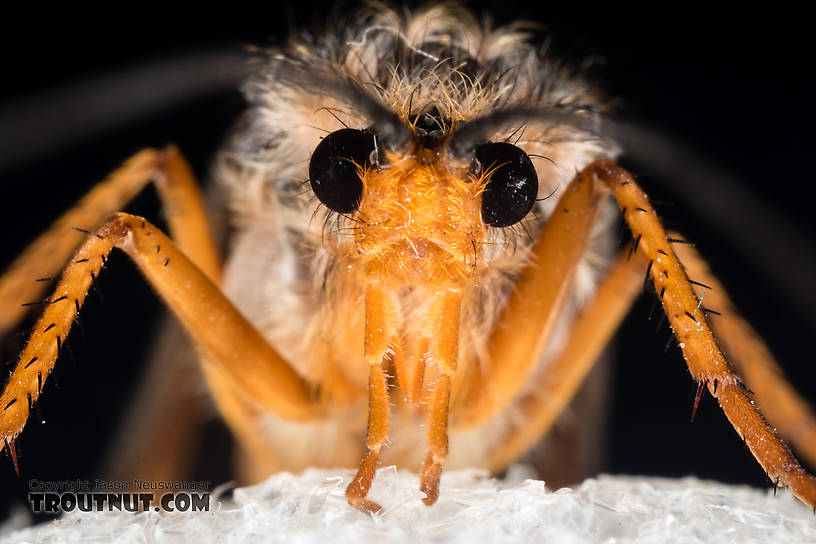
1 1 815 521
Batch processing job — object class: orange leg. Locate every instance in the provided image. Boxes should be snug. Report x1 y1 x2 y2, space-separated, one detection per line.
486 249 645 472
456 164 606 426
587 158 816 510
673 239 816 469
0 150 156 338
345 283 395 513
103 147 221 483
0 147 222 483
0 213 318 472
0 147 219 339
151 146 220 282
419 290 460 505
345 287 462 510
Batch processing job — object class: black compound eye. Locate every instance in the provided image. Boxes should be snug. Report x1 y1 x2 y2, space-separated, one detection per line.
475 142 538 227
309 128 376 213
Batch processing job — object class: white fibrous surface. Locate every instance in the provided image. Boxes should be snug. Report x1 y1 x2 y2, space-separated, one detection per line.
1 467 814 543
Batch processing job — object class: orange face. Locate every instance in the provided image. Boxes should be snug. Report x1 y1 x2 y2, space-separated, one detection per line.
350 147 486 287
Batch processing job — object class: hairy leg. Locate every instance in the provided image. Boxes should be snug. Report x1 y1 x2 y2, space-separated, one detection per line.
0 213 318 474
0 147 219 338
673 239 816 469
588 158 816 510
0 147 222 482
